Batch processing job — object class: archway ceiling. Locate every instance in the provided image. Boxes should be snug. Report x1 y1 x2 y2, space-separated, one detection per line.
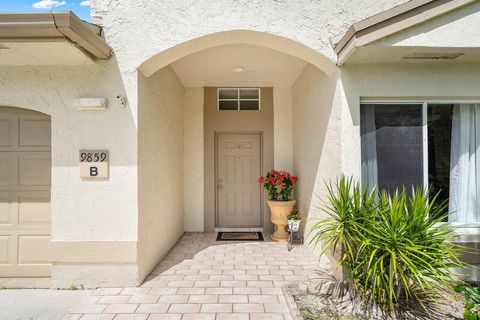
170 44 307 88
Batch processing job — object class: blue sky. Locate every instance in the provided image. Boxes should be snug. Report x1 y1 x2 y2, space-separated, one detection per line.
0 0 91 21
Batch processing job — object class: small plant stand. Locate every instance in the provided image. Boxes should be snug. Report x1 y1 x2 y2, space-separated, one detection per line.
287 225 304 252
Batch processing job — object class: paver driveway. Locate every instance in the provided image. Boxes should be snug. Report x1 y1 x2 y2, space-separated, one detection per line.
67 233 329 320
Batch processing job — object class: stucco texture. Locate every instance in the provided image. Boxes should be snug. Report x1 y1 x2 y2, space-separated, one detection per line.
138 65 185 282
91 0 408 71
375 1 480 47
0 60 138 287
89 0 409 133
184 87 205 232
1 0 479 288
291 65 343 275
0 61 136 241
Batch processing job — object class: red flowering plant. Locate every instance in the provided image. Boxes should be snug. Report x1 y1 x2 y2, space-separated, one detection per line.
258 170 298 201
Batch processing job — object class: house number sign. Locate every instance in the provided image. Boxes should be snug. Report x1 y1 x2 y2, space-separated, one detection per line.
79 150 109 179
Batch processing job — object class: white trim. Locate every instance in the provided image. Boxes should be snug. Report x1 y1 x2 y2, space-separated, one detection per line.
215 228 264 232
361 99 480 104
452 227 480 242
422 102 428 191
217 88 262 111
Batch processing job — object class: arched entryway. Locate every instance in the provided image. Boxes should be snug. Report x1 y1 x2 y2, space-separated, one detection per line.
136 30 340 282
0 106 51 286
139 30 337 77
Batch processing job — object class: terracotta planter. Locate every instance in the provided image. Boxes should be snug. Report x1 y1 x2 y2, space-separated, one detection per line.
267 200 296 242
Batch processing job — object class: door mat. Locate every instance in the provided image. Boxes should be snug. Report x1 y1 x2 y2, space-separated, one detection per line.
216 232 264 241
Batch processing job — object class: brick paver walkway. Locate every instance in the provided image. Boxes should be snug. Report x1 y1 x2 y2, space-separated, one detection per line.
66 233 329 320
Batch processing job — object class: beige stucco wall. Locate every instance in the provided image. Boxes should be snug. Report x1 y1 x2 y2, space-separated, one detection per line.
184 87 205 232
0 0 476 288
91 0 407 72
83 0 410 283
89 0 408 139
0 62 136 240
374 1 480 47
138 66 185 282
291 64 343 276
273 87 293 173
204 87 274 232
0 61 139 288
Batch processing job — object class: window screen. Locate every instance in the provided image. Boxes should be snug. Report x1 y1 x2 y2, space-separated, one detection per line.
360 104 424 194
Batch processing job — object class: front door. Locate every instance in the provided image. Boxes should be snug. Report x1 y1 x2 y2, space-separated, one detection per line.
216 133 262 227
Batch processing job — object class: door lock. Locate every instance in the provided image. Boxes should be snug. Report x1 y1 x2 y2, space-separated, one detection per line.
217 178 223 190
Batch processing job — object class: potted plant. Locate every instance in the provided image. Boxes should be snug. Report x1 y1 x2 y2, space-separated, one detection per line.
259 170 298 242
287 210 302 232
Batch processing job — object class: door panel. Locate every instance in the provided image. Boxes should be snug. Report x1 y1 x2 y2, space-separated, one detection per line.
0 107 51 278
217 133 262 227
19 118 51 147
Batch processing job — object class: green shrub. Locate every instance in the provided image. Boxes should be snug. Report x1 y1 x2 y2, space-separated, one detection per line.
455 284 480 319
309 177 465 310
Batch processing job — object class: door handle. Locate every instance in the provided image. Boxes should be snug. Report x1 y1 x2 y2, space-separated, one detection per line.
217 178 223 190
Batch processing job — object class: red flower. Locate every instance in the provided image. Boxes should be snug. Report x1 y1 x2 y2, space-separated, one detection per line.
260 170 298 201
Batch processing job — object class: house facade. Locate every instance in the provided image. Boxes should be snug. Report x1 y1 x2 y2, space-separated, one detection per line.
1 0 480 288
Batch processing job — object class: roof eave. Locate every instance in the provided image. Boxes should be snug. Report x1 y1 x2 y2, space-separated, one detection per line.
334 0 477 66
0 11 112 59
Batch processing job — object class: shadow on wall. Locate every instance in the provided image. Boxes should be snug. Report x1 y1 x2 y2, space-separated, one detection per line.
0 55 140 288
137 65 186 282
291 64 342 274
292 64 340 230
0 55 136 169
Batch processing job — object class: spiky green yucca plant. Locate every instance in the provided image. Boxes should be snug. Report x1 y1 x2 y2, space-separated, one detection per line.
309 177 465 311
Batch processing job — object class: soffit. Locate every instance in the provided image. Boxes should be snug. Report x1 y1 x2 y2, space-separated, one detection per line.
171 44 308 87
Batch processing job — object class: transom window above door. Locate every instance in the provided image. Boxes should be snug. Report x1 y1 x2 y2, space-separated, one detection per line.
360 101 480 225
217 88 261 111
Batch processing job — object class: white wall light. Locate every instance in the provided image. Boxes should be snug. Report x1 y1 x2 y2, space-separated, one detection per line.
74 98 108 111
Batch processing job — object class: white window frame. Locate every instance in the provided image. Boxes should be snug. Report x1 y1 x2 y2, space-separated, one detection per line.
217 88 261 111
360 99 480 230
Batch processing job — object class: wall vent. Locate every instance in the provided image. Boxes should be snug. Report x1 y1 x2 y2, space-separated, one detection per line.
402 52 464 60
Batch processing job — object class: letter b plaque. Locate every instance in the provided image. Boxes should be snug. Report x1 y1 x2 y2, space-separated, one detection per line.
79 150 109 179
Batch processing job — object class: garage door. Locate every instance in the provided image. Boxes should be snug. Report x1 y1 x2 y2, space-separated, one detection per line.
0 107 51 277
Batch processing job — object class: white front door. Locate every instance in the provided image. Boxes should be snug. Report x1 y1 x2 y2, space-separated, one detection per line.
216 133 262 227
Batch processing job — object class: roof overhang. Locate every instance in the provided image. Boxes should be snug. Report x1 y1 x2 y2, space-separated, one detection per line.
334 0 478 65
0 12 112 61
